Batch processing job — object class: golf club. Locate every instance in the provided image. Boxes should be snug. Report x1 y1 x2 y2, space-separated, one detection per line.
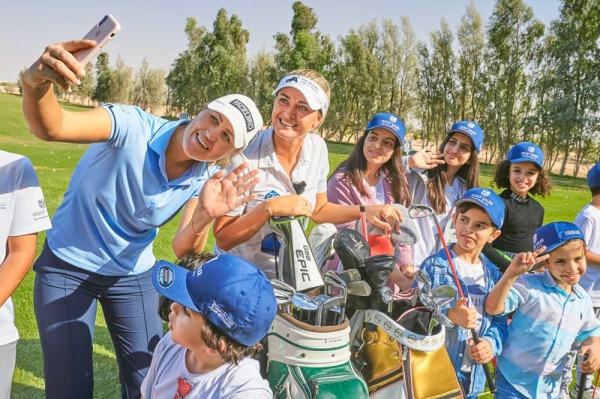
408 203 497 393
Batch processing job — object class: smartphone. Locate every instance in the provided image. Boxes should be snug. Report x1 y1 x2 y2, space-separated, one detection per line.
73 14 121 67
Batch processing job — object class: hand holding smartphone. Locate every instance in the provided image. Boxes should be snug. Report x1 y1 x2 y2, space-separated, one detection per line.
73 14 121 67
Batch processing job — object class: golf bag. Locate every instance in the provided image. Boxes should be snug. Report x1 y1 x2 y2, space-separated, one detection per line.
270 216 325 293
267 312 369 399
349 307 465 399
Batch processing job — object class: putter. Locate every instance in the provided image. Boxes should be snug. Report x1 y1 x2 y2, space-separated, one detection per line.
409 203 497 393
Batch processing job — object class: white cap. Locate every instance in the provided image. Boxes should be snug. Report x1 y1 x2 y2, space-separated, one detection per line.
207 94 263 149
272 74 329 113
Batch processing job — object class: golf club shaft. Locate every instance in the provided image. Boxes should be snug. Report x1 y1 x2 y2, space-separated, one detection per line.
434 218 496 393
578 354 589 399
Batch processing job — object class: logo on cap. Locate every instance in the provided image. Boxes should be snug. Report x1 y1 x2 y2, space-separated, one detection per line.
229 99 255 133
285 77 298 83
209 300 235 328
390 116 397 123
528 146 535 153
468 122 475 128
157 265 175 288
481 190 491 197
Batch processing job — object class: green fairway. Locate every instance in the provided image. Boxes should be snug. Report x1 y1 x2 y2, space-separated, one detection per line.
1 92 592 398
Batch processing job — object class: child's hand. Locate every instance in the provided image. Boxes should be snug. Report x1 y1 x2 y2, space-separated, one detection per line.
505 247 549 278
580 344 600 374
447 298 477 329
469 338 493 364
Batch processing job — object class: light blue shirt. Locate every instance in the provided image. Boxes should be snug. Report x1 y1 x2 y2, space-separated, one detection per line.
48 104 217 276
497 270 600 398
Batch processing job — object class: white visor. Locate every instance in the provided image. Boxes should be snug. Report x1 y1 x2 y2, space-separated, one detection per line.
272 74 329 113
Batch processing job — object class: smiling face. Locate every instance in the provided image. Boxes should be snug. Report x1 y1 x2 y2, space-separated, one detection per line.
544 240 587 293
443 132 473 169
271 87 323 141
362 128 398 169
181 109 236 162
452 206 501 258
509 161 539 198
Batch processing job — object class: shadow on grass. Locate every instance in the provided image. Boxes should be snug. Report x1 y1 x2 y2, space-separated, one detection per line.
12 325 121 399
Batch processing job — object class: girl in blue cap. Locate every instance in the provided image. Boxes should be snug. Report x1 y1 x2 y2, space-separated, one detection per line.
482 142 551 272
408 121 485 267
326 112 416 289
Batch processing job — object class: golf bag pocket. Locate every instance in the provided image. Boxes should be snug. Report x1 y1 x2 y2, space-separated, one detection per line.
350 309 464 399
267 312 369 399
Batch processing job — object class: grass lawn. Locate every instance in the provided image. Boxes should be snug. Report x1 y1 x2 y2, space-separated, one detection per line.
1 92 594 398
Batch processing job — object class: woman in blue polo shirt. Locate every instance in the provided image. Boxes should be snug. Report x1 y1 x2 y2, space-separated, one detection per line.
21 39 263 399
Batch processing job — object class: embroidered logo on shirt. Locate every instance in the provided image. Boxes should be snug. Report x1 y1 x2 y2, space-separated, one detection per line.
175 376 194 398
264 190 280 199
510 192 528 203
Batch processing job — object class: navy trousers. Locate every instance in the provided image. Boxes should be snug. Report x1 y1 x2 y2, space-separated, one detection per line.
33 242 163 399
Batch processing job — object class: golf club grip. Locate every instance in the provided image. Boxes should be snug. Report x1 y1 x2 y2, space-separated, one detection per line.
578 354 589 399
471 330 496 393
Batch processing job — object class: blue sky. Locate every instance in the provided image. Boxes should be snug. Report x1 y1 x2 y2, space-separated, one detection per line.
1 0 561 82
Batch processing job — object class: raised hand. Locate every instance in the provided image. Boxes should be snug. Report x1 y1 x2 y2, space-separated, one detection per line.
505 247 549 278
408 144 445 170
23 40 95 92
197 163 260 219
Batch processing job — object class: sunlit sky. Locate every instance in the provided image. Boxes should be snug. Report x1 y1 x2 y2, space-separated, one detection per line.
1 0 561 82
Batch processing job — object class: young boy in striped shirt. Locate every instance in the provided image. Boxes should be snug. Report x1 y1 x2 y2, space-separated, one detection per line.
485 222 600 398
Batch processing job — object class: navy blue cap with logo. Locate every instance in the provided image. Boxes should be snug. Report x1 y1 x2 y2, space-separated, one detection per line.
365 112 406 145
454 187 505 229
533 222 585 256
152 254 277 346
507 142 544 169
447 121 484 153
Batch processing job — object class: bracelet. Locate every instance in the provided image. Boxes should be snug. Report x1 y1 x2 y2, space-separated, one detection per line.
189 219 203 236
265 198 274 217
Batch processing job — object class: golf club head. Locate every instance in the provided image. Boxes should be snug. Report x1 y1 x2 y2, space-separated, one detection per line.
430 285 456 299
346 280 372 297
290 293 319 324
415 269 432 294
270 217 325 293
433 313 454 328
271 279 297 295
337 268 362 284
408 203 435 219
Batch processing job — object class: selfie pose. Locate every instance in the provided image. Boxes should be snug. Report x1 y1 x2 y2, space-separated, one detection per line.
21 38 263 399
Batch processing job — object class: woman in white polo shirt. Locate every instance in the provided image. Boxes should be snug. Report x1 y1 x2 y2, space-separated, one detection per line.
212 69 404 279
21 39 263 399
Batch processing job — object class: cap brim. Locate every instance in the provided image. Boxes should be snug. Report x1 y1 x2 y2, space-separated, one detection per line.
272 84 322 112
153 260 198 312
509 157 542 167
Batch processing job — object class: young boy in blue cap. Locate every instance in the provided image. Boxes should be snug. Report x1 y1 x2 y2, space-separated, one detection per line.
485 222 600 398
420 187 508 398
141 254 277 399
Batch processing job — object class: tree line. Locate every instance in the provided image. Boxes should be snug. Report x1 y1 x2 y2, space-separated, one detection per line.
18 0 600 175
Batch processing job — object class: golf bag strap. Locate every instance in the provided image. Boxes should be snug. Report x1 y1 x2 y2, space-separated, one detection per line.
363 310 445 352
268 312 351 367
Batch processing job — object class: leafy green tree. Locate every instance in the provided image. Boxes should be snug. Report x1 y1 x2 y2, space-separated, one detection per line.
93 52 113 104
167 9 251 115
484 0 545 158
544 0 600 176
248 51 277 127
110 55 133 104
132 58 167 113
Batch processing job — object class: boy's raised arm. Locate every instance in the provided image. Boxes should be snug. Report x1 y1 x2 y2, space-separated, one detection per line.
485 249 548 315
